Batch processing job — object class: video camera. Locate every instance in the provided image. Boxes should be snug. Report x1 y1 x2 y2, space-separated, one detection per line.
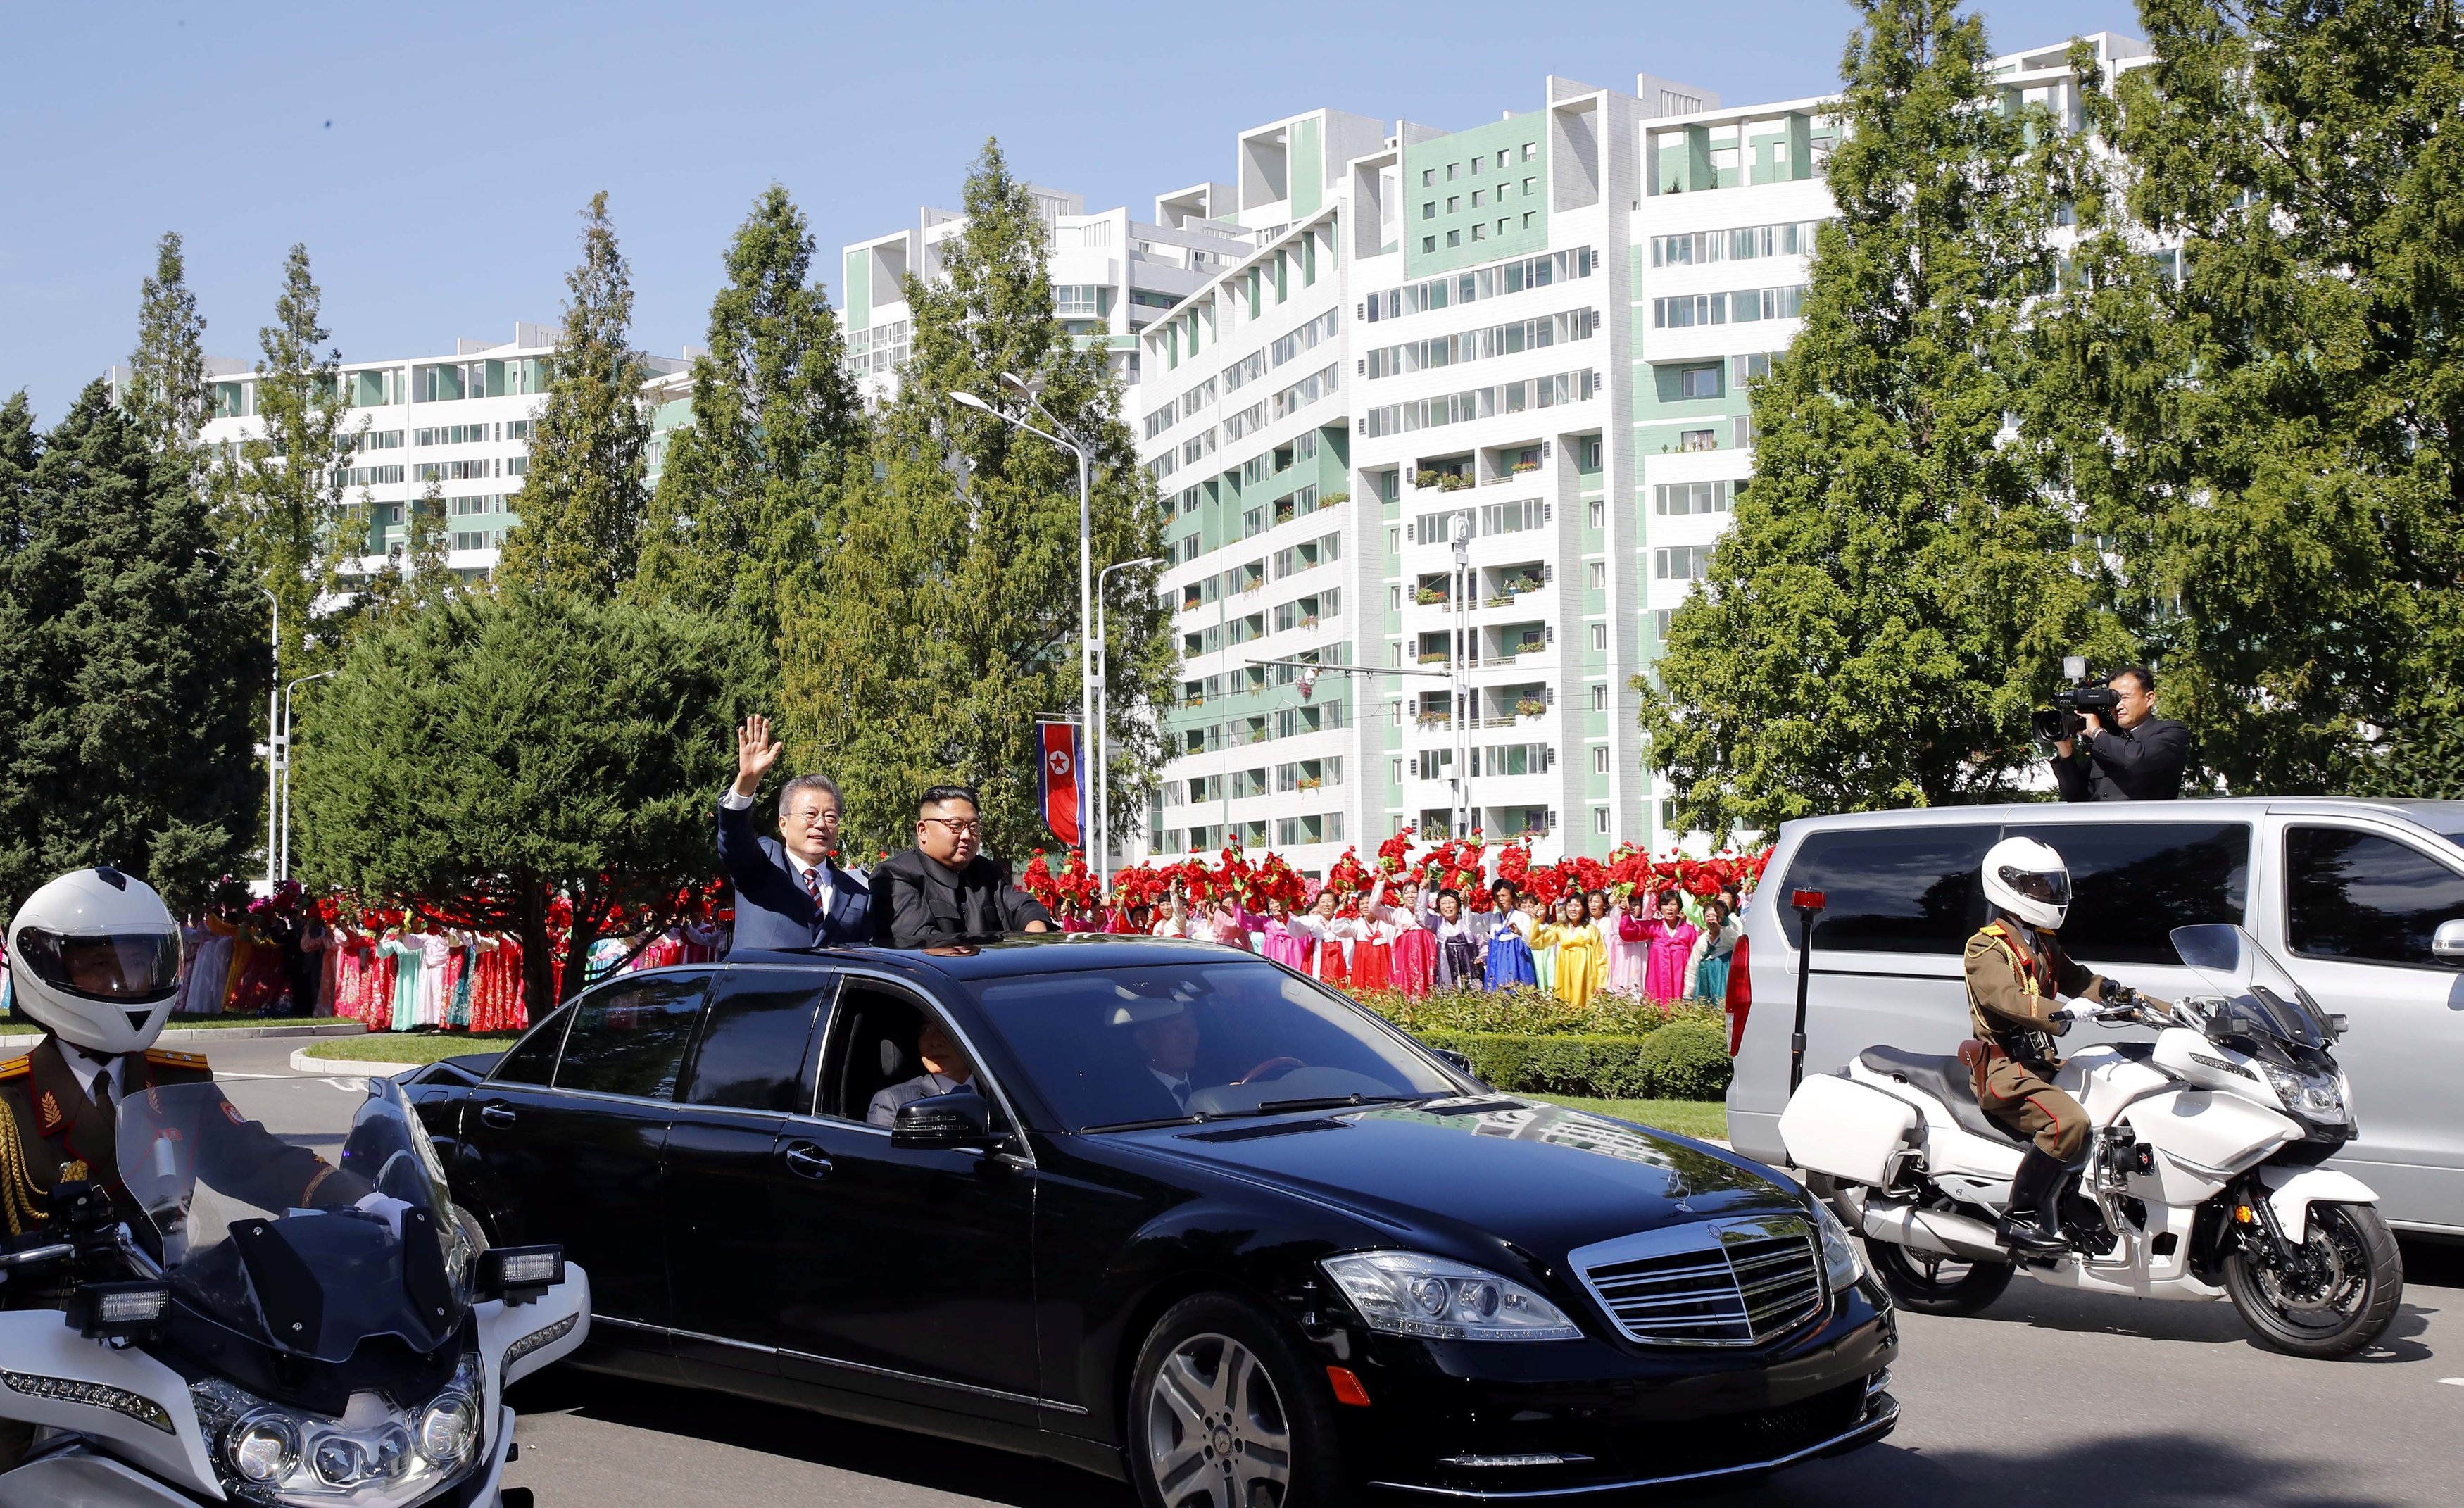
2032 655 2120 744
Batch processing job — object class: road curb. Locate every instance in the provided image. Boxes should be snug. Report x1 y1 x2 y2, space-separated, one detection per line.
0 1022 365 1050
289 1045 422 1076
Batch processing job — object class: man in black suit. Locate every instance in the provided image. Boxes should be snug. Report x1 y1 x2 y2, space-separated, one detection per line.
870 785 1057 948
717 715 872 951
2051 666 2191 802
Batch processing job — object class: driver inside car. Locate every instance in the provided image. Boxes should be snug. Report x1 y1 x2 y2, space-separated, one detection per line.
867 1017 980 1126
1114 998 1206 1112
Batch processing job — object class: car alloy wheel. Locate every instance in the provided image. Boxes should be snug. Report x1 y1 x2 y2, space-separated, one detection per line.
1145 1331 1292 1508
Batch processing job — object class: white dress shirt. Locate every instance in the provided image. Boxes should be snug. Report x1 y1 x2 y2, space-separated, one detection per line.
58 1041 129 1106
867 1070 973 1127
720 788 834 915
1148 1064 1196 1111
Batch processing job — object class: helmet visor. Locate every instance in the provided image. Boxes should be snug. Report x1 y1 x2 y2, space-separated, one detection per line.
1997 866 2072 910
13 927 182 1003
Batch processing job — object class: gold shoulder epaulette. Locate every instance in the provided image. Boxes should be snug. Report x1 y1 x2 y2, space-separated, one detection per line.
144 1048 210 1071
0 1056 27 1083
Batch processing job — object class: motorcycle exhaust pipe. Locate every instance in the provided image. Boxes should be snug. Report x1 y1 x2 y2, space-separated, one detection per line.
1860 1198 2009 1264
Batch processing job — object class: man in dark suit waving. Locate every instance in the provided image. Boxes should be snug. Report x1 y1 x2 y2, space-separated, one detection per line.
718 715 872 951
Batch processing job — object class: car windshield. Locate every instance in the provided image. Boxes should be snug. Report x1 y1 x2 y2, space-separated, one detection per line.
964 962 1461 1131
2169 923 2333 1050
117 1077 475 1361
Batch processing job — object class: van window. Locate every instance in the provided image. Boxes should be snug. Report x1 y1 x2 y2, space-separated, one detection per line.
2286 827 2464 968
1780 827 1994 954
2002 822 2249 967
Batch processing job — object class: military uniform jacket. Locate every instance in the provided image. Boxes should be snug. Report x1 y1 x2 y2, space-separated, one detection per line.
1962 921 2111 1069
0 1036 355 1238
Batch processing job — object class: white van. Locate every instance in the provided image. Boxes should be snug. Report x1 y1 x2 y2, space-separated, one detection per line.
1726 798 2464 1237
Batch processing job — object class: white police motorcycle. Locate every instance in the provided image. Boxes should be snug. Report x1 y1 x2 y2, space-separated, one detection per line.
1779 924 2403 1358
0 1076 589 1505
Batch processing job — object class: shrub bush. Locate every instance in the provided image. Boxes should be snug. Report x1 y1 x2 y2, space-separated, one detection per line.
1356 986 1721 1040
1415 1030 1659 1100
1635 1021 1733 1100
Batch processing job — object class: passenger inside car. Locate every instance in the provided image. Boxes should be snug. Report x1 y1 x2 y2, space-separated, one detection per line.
867 1016 978 1126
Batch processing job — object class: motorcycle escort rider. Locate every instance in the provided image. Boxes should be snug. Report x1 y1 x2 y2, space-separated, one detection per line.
1963 837 2161 1258
0 869 388 1445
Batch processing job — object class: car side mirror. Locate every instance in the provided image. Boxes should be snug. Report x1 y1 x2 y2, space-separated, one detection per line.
892 1090 994 1150
2431 919 2464 964
1428 1048 1488 1088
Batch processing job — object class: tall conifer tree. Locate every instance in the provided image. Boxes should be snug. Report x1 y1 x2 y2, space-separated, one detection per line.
1638 0 2097 836
124 232 212 458
635 185 860 664
496 193 651 601
780 140 1170 860
213 244 358 671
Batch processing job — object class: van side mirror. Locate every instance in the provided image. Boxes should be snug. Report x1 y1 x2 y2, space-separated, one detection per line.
2432 919 2464 965
892 1089 993 1150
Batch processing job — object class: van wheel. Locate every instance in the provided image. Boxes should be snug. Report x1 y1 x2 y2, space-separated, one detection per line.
1127 1293 1352 1508
1866 1241 2013 1315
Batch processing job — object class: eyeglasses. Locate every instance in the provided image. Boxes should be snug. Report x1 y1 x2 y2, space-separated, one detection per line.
922 817 984 836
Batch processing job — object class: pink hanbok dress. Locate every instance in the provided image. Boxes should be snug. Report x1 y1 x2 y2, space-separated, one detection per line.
1609 914 1652 995
1260 917 1309 970
1641 918 1700 1003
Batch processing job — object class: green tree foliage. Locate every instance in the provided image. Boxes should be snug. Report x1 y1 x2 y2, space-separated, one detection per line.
497 193 652 601
292 589 760 1007
0 384 259 921
2038 1 2464 793
635 184 860 665
1639 0 2104 836
123 232 210 458
213 244 360 673
781 140 1171 860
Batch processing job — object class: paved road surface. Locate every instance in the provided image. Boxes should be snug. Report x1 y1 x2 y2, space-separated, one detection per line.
216 1042 2464 1506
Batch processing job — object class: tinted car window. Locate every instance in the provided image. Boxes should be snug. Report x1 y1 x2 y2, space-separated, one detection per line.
1780 827 1995 954
2286 827 2464 968
555 974 709 1100
967 962 1456 1130
683 977 835 1112
2002 822 2249 966
490 1002 573 1086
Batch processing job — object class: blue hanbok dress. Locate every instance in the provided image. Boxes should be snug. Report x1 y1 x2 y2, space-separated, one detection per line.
1483 916 1537 991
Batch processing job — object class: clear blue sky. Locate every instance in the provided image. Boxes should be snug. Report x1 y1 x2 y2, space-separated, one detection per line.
1 1 2137 424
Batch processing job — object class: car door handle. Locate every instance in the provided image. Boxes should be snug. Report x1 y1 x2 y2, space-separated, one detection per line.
479 1104 517 1128
783 1142 834 1180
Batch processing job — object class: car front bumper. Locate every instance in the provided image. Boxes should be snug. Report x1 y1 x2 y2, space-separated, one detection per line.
1326 1281 1897 1501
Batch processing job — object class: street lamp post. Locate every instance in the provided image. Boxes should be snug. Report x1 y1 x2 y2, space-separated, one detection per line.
1094 555 1164 893
277 670 337 881
261 588 281 888
950 384 1097 870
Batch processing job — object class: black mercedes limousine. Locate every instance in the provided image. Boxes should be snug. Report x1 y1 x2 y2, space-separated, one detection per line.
400 936 1898 1504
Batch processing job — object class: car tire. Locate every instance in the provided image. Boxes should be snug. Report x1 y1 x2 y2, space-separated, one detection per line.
1126 1292 1353 1508
1864 1240 2014 1315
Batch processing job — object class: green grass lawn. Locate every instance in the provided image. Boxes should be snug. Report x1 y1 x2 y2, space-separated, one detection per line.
302 1033 521 1065
1534 1095 1729 1142
166 1015 348 1030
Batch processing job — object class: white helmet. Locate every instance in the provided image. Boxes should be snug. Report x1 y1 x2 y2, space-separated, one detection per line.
6 868 184 1055
1981 836 2072 931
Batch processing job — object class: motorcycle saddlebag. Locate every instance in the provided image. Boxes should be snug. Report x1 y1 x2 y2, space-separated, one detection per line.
1778 1072 1920 1186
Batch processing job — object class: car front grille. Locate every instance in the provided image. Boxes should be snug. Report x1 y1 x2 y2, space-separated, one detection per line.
1569 1214 1826 1347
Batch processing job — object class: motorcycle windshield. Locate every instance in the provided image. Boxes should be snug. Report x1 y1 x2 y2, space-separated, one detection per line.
2169 923 2332 1049
116 1077 474 1362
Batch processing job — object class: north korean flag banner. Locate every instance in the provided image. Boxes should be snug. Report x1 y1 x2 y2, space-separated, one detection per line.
1037 720 1085 848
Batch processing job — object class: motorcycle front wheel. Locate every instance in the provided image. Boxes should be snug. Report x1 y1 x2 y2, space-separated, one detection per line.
1865 1241 2014 1315
2223 1200 2403 1359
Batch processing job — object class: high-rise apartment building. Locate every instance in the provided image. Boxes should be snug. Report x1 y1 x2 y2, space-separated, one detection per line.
839 179 1283 398
1133 35 2146 872
190 325 686 576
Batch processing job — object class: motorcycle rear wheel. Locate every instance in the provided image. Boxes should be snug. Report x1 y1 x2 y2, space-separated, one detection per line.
1866 1240 2014 1315
2224 1200 2402 1359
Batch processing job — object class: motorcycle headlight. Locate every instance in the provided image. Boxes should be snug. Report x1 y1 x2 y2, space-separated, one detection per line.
2259 1062 2349 1125
1811 1198 1865 1293
193 1352 486 1504
227 1412 300 1483
1321 1251 1583 1342
415 1390 478 1466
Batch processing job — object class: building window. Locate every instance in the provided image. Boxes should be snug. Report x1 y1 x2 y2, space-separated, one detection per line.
1734 416 1757 449
1593 806 1611 834
1471 191 1485 208
1422 168 1435 186
1656 480 1735 515
1587 499 1604 529
1653 608 1675 639
1590 683 1608 711
1422 237 1437 253
1447 230 1462 247
1471 225 1485 241
1423 202 1436 219
1588 562 1606 589
1679 429 1716 452
1680 365 1721 399
1588 624 1608 652
1654 547 1711 582
1593 746 1611 774
1391 758 1405 784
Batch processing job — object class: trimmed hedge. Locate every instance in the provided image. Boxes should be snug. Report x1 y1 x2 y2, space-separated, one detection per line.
1416 1025 1733 1102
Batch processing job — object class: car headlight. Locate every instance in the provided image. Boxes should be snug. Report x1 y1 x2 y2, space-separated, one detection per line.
1321 1251 1583 1342
2259 1062 2349 1126
1811 1198 1864 1292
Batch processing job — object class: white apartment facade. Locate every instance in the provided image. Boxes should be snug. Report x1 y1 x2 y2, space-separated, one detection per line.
1133 36 2147 875
193 323 686 578
839 184 1262 399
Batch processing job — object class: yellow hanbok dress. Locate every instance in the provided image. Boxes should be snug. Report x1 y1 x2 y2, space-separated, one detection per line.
1542 922 1607 1009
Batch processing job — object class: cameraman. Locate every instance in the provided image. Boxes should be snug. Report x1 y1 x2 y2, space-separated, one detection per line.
2051 666 2188 802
